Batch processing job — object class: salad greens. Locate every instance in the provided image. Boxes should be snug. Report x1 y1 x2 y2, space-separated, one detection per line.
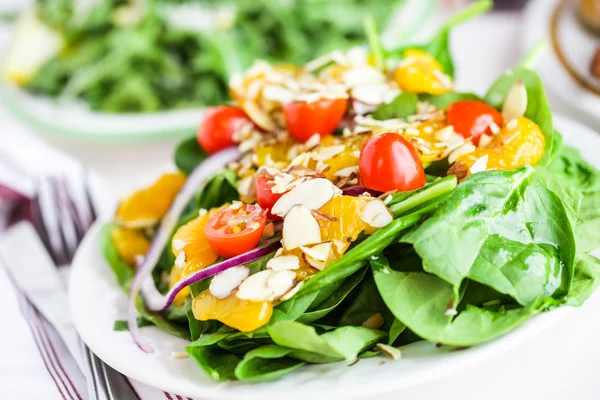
99 0 600 384
22 0 403 112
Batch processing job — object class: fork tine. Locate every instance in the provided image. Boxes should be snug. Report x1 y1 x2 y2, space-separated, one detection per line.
54 177 87 243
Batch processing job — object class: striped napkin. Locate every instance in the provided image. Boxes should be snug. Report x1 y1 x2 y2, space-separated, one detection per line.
0 142 195 400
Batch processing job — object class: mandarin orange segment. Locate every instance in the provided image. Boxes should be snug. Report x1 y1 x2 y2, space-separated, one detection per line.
401 119 449 163
322 135 367 180
318 196 371 257
110 226 151 266
192 290 273 332
255 139 295 168
169 212 219 306
392 49 452 95
116 173 186 228
455 117 545 172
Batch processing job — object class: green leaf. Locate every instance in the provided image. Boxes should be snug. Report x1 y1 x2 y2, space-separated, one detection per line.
234 345 305 383
174 137 209 175
372 93 418 120
420 92 481 110
338 274 393 329
186 346 241 381
297 268 367 324
99 223 135 291
484 67 554 165
112 317 152 331
372 255 537 346
267 321 386 363
388 319 406 345
403 166 578 306
567 253 600 306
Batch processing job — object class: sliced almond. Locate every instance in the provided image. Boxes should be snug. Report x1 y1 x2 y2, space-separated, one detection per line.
351 83 399 105
172 239 187 253
362 312 384 329
267 255 300 271
174 251 186 268
360 200 393 228
300 242 333 262
478 133 493 148
242 101 276 131
267 270 296 300
236 270 274 301
434 125 455 142
210 266 250 299
502 80 527 122
334 166 358 178
271 178 335 217
312 145 346 161
448 143 476 164
280 281 304 301
262 85 296 104
304 134 321 149
469 155 488 175
171 351 189 360
333 239 347 254
304 254 326 271
376 344 401 360
282 205 322 250
342 66 385 87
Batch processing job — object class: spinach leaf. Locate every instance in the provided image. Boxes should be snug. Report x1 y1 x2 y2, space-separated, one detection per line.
234 345 305 383
484 67 554 165
187 309 221 341
388 319 407 345
298 268 367 324
194 169 239 210
420 92 480 110
567 253 600 306
403 166 578 306
113 317 153 332
174 136 208 175
338 274 393 330
99 223 135 291
372 255 537 346
371 93 418 120
267 321 386 363
186 346 241 381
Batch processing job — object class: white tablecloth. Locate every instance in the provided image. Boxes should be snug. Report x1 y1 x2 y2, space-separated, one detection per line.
1 8 599 400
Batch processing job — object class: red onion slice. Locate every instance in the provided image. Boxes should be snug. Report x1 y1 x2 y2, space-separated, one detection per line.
128 147 240 353
150 239 281 312
342 185 381 197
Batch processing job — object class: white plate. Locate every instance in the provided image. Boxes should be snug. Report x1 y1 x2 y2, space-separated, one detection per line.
523 0 600 130
69 114 600 400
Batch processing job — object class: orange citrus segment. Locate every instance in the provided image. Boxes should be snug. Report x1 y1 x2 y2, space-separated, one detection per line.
116 173 186 228
192 290 273 332
393 49 452 95
455 117 545 172
169 212 219 306
110 226 151 266
318 196 371 257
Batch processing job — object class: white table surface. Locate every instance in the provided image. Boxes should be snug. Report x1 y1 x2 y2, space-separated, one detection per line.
1 7 599 400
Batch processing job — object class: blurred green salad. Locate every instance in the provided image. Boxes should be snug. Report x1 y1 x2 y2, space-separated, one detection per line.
1 0 403 113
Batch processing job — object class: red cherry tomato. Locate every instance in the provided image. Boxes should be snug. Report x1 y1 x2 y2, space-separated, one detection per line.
196 106 253 154
205 203 267 258
283 98 348 142
447 100 503 146
359 133 426 193
255 176 284 221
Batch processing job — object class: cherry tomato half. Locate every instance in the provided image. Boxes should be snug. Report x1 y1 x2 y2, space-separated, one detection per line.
196 106 253 154
205 203 267 258
447 100 503 146
359 133 426 192
283 98 348 142
255 176 284 221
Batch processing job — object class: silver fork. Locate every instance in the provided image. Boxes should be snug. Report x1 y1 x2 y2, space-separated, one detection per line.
32 171 139 400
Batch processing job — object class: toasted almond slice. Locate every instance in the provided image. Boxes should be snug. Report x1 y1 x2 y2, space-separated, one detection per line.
376 344 401 360
171 351 189 359
282 205 322 250
312 145 347 161
172 239 187 252
360 200 393 228
281 281 304 301
502 80 527 122
210 266 250 299
351 83 398 105
300 242 333 262
342 66 385 87
448 143 476 164
271 178 335 217
434 126 455 142
478 133 493 148
236 270 274 301
304 134 321 149
243 101 276 131
469 154 489 175
262 85 296 104
267 270 297 300
304 253 327 271
362 312 385 329
174 251 186 268
334 166 358 177
267 255 300 271
333 239 347 254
